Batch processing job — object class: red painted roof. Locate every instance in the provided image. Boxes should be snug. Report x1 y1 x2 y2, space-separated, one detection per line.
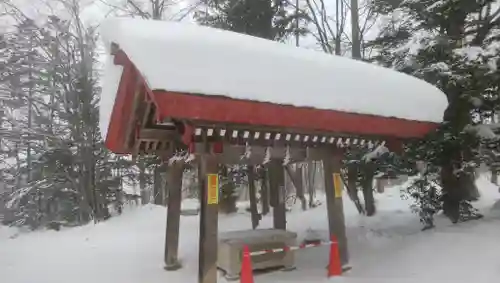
103 51 440 154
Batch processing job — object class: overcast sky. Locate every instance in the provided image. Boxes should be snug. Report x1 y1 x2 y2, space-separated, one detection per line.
2 0 382 53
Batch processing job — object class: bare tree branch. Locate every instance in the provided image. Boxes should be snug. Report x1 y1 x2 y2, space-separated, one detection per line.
127 0 152 18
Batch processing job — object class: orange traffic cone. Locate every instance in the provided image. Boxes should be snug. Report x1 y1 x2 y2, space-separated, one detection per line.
327 236 342 277
240 245 254 283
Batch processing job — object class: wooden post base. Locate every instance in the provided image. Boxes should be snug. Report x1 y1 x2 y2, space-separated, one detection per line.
268 160 286 230
164 261 182 271
164 161 184 271
198 154 219 283
321 149 349 266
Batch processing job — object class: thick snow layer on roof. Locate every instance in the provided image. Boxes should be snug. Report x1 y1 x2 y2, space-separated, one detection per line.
99 18 448 140
99 55 123 142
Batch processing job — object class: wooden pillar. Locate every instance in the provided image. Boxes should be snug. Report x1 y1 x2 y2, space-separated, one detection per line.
322 150 349 266
164 161 184 270
198 154 219 283
268 160 286 230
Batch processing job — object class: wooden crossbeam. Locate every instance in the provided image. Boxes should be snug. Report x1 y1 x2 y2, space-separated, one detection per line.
190 126 383 150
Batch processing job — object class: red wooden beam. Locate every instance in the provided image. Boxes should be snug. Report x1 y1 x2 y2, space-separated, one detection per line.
152 91 438 140
105 61 137 153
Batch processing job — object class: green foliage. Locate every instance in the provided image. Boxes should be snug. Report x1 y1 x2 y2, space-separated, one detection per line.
194 0 307 214
0 13 137 228
365 0 500 226
194 0 307 41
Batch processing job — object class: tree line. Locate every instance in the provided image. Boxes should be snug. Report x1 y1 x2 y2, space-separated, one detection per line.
1 0 500 231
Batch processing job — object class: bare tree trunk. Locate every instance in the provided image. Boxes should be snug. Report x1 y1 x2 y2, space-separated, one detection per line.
335 0 342 55
308 162 318 207
307 161 318 204
14 143 21 192
139 161 148 205
284 165 295 199
346 165 364 214
305 0 378 57
154 164 164 205
296 164 307 210
27 34 33 183
361 163 376 216
261 170 270 215
218 165 237 214
376 178 385 193
248 166 260 229
305 0 346 53
441 165 461 223
461 169 480 201
285 165 307 210
268 161 286 230
350 0 361 59
491 168 498 185
295 0 300 47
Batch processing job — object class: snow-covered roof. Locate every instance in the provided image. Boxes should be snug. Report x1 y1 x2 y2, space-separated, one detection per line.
99 18 448 140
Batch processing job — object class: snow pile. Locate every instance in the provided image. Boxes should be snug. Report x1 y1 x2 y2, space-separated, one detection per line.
0 224 18 240
181 198 199 211
99 55 124 143
465 123 500 140
1 176 499 283
472 174 500 208
363 144 389 161
99 18 448 140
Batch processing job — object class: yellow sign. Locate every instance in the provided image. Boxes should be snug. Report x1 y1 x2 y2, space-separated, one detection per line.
207 174 219 205
333 173 342 198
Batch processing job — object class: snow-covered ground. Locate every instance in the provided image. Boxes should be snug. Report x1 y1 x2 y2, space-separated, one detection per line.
1 175 500 283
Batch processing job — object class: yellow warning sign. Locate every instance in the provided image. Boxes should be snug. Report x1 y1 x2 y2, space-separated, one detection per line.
333 173 342 198
207 174 219 205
